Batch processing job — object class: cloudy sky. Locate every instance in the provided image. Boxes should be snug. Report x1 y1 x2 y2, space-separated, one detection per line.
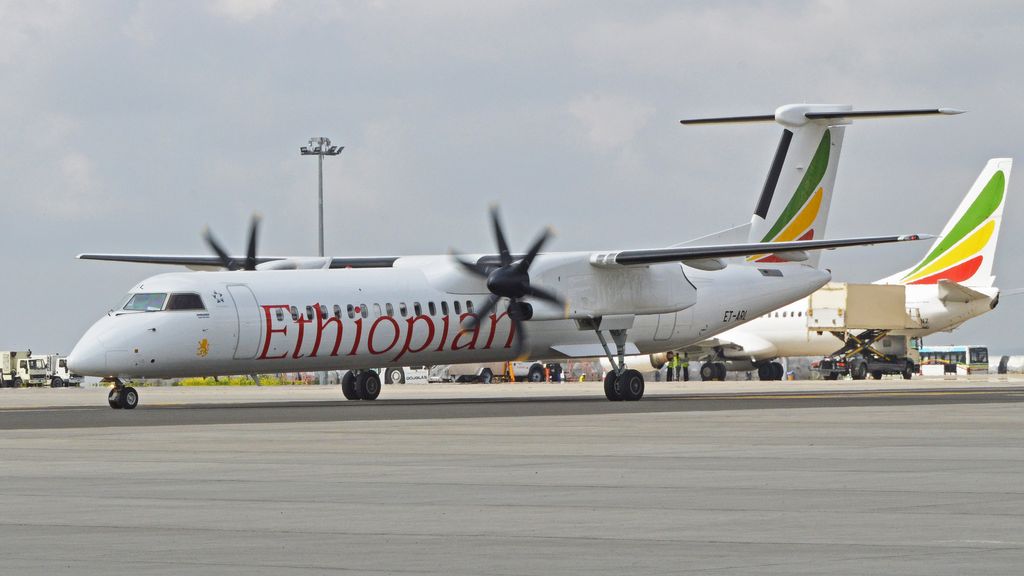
3 0 1023 356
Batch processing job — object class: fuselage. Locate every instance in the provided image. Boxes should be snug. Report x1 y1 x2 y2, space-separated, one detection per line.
68 255 830 379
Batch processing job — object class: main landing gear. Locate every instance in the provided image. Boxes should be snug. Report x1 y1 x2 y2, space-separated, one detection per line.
595 328 645 401
105 378 139 410
341 370 382 401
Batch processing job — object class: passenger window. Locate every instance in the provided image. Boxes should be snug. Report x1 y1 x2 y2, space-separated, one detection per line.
360 304 368 319
428 302 437 316
166 293 206 311
306 305 315 320
320 305 328 318
400 303 408 317
414 302 422 316
290 306 300 321
441 301 449 316
466 300 475 314
347 304 355 319
333 305 342 320
276 308 285 322
386 303 394 317
373 303 382 317
454 301 462 315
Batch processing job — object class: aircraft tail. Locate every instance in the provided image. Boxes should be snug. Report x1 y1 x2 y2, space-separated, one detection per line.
877 158 1012 288
682 105 962 267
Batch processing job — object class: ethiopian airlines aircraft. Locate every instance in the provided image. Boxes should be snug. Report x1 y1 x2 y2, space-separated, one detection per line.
67 105 946 409
686 158 1011 379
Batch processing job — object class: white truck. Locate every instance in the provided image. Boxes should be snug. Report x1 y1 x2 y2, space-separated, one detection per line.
0 351 33 387
440 362 562 383
39 354 83 387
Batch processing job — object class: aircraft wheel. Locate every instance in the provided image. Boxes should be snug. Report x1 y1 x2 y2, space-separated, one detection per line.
341 371 359 400
769 362 784 381
699 363 715 381
603 371 623 401
120 387 139 410
618 369 645 401
107 387 123 409
757 365 771 381
356 371 381 401
714 363 728 381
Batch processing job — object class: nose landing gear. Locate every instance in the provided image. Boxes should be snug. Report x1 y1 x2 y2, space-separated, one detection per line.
105 379 139 410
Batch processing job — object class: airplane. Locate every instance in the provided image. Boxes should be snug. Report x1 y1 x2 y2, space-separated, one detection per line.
680 158 1012 380
67 104 945 409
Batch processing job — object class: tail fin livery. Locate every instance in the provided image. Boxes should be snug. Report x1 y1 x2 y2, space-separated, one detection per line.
878 158 1011 288
745 105 850 267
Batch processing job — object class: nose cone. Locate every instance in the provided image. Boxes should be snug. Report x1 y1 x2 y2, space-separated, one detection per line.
67 334 106 376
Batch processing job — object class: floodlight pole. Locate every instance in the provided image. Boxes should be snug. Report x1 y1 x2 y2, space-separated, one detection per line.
300 137 343 386
300 137 344 257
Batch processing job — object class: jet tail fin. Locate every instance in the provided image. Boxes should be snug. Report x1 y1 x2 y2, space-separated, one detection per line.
683 105 960 268
878 158 1012 287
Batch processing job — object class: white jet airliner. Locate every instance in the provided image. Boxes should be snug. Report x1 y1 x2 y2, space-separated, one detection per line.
68 105 945 409
690 158 1011 380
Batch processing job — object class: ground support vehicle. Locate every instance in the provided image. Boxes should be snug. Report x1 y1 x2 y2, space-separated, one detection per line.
0 351 32 387
39 354 83 387
815 332 919 380
809 284 923 380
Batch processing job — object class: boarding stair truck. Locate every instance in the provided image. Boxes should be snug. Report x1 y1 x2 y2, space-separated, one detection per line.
41 354 83 387
809 283 923 380
0 351 32 387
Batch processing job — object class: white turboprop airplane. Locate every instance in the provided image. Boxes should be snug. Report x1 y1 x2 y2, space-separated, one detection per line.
685 158 1011 380
67 105 945 409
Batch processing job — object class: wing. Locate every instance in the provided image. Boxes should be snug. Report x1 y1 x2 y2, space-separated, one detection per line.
589 234 931 269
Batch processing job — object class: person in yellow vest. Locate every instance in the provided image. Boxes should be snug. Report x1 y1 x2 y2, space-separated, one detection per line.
667 352 680 382
681 354 690 381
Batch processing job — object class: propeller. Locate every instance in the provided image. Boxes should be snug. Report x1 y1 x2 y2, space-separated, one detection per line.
203 214 261 271
452 206 564 356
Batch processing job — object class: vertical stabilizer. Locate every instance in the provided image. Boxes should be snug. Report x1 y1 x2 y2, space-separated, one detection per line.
746 104 850 267
680 105 961 267
878 158 1012 288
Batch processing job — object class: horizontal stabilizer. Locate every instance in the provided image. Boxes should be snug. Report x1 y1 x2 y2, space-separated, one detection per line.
937 279 990 303
590 234 931 268
681 106 962 126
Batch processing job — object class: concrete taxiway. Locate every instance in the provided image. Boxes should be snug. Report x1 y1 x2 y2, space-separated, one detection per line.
1 380 1022 574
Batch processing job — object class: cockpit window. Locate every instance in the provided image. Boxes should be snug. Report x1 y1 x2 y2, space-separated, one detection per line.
166 293 206 311
123 293 168 311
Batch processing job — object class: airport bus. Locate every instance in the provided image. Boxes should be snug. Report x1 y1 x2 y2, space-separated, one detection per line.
918 345 989 376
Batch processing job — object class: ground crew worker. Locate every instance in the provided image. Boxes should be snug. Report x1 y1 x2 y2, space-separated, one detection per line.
681 354 690 381
666 351 678 382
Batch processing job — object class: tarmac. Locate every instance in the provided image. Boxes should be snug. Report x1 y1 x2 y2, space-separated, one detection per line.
1 378 1023 574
